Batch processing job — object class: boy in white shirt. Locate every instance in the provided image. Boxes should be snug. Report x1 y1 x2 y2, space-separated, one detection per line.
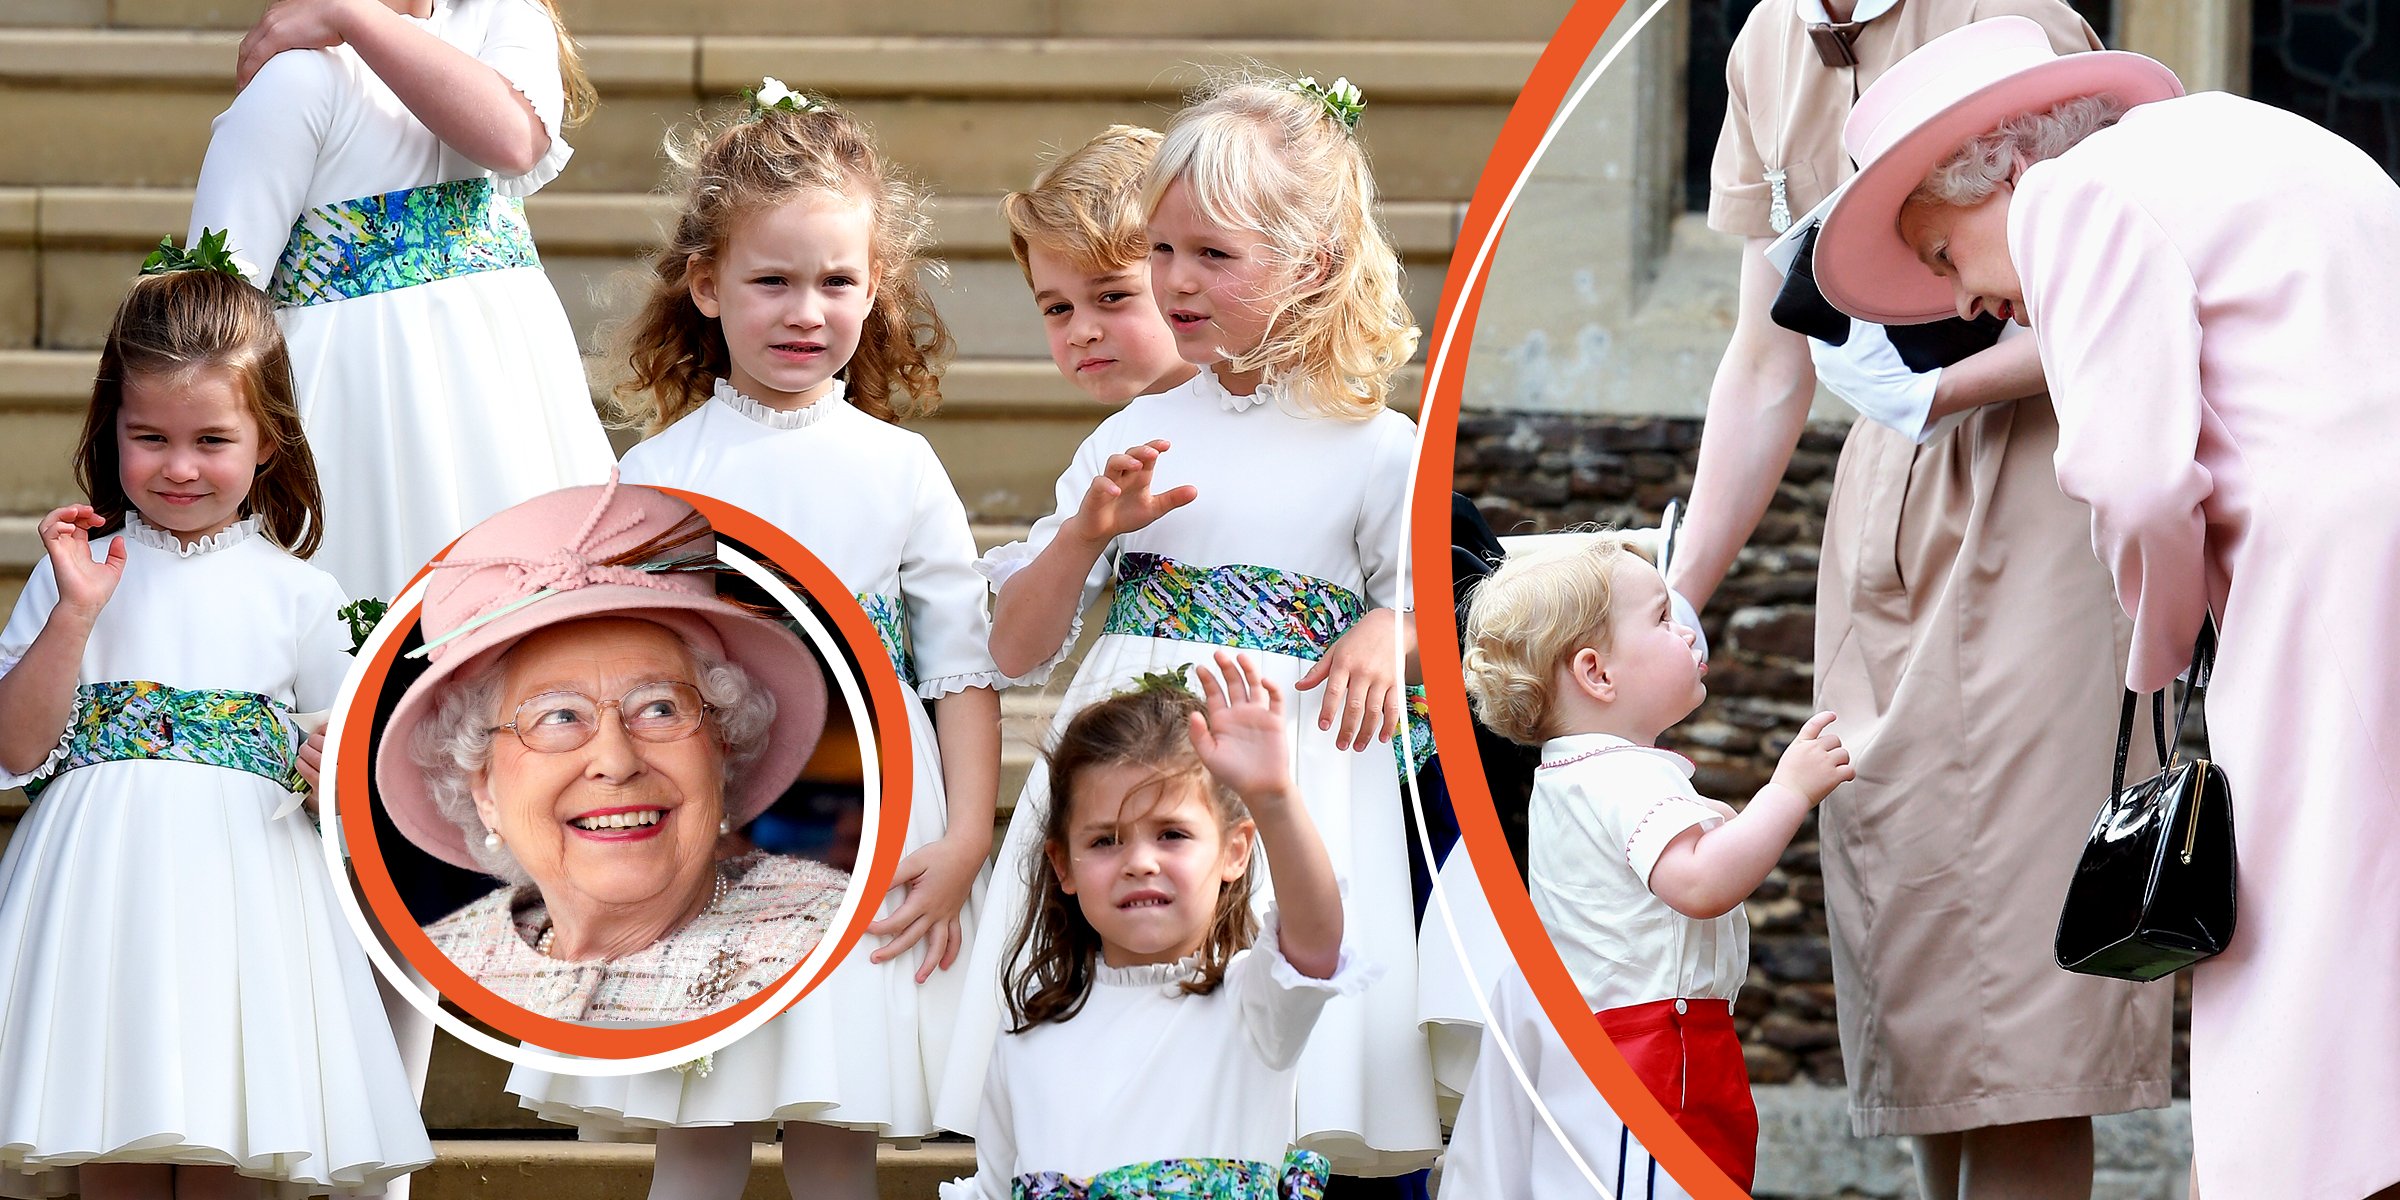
1460 535 1853 1192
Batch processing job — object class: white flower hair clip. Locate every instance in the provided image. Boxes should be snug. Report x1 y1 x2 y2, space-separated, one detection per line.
743 76 830 120
1287 75 1366 131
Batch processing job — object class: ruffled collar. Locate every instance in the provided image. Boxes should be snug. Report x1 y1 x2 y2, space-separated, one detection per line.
122 511 261 557
1094 950 1207 990
713 377 848 430
1189 368 1278 415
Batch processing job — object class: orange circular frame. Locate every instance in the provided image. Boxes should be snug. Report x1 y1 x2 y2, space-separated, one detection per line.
330 487 917 1060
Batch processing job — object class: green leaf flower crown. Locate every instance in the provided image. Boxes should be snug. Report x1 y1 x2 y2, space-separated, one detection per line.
1286 75 1366 131
1122 667 1199 701
140 227 253 281
743 76 831 121
338 597 390 657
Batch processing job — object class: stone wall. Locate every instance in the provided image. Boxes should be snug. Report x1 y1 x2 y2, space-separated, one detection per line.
1449 410 2196 1099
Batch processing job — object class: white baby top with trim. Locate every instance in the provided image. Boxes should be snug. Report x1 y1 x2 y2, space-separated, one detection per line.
1529 733 1749 1012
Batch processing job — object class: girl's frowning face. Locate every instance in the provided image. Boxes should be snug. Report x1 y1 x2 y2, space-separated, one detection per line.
692 190 878 409
1047 763 1254 968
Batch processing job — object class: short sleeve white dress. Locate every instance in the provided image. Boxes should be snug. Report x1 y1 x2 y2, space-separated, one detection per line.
933 371 1441 1174
938 911 1369 1200
0 516 432 1196
507 378 1002 1140
186 0 614 601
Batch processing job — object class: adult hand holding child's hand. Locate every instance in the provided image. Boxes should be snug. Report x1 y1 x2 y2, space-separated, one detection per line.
1770 711 1854 806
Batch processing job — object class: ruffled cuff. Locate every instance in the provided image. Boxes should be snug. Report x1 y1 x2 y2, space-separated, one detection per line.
490 76 574 198
972 539 1039 591
916 669 1011 700
0 652 74 790
1256 903 1382 998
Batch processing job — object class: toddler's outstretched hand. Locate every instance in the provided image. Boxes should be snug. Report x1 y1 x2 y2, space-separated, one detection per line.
1297 608 1402 752
1190 651 1296 808
40 506 126 619
1064 440 1198 546
1770 711 1854 806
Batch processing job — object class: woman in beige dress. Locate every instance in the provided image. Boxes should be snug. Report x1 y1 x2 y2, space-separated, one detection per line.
1668 2 2172 1196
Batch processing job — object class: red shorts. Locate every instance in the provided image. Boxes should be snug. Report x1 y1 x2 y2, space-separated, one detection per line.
1596 997 1758 1192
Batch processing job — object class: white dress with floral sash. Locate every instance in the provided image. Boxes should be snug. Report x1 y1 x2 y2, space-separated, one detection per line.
933 372 1441 1174
186 0 613 602
0 517 432 1197
505 379 1002 1140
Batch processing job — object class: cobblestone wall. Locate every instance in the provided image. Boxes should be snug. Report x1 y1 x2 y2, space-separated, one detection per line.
1450 410 2194 1097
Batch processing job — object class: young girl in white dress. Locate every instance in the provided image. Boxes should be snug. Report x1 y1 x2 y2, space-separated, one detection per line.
937 75 1439 1175
0 262 431 1198
942 652 1357 1199
506 88 1000 1200
187 0 614 601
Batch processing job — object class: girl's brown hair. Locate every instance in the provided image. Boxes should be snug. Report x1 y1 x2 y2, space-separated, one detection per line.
1005 684 1258 1032
612 99 953 434
523 0 597 130
78 269 325 558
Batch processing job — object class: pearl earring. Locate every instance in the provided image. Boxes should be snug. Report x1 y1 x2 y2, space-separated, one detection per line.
483 830 502 850
718 817 732 836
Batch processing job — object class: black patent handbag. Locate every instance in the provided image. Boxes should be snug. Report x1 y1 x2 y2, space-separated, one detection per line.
2054 621 2237 982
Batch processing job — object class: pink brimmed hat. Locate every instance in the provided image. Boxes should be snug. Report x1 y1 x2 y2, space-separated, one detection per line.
1813 15 2183 324
375 477 827 871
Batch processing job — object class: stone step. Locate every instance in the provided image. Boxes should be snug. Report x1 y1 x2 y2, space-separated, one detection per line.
1 184 1459 362
0 346 1421 524
0 29 1532 198
9 0 1574 43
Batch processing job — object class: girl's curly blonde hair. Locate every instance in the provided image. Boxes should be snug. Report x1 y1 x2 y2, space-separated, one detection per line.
1459 535 1642 746
612 99 953 435
1143 73 1418 420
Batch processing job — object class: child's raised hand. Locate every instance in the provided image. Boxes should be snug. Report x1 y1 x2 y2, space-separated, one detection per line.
1769 711 1854 807
1063 439 1198 546
1189 651 1297 807
867 832 985 983
39 506 126 619
1296 607 1402 753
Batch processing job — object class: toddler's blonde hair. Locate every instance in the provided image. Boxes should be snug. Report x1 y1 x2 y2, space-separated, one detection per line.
1004 125 1163 282
1143 73 1418 419
1460 535 1646 746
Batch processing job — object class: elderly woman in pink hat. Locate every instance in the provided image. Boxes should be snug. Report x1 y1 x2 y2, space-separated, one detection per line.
1815 18 2400 1200
375 477 852 1022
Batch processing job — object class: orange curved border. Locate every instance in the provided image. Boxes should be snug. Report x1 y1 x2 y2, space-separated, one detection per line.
334 488 916 1058
1415 3 1753 1197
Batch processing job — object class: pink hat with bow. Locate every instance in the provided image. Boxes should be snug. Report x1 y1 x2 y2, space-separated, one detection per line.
374 477 827 871
1813 15 2183 324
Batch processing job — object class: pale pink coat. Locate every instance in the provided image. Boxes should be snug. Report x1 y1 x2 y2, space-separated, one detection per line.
2012 90 2400 1200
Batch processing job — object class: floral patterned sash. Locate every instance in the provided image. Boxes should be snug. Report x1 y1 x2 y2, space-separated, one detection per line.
1012 1148 1330 1199
27 680 303 798
856 592 915 689
1101 553 1434 779
269 176 540 308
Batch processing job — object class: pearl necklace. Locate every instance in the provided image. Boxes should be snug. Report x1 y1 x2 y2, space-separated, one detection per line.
536 866 732 959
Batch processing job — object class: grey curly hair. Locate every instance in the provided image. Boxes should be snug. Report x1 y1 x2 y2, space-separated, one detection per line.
1907 93 2133 210
410 634 779 883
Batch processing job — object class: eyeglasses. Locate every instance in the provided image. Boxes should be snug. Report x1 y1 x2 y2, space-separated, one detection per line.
490 681 717 754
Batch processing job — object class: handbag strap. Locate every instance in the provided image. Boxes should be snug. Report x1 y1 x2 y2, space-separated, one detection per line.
2109 616 2218 798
